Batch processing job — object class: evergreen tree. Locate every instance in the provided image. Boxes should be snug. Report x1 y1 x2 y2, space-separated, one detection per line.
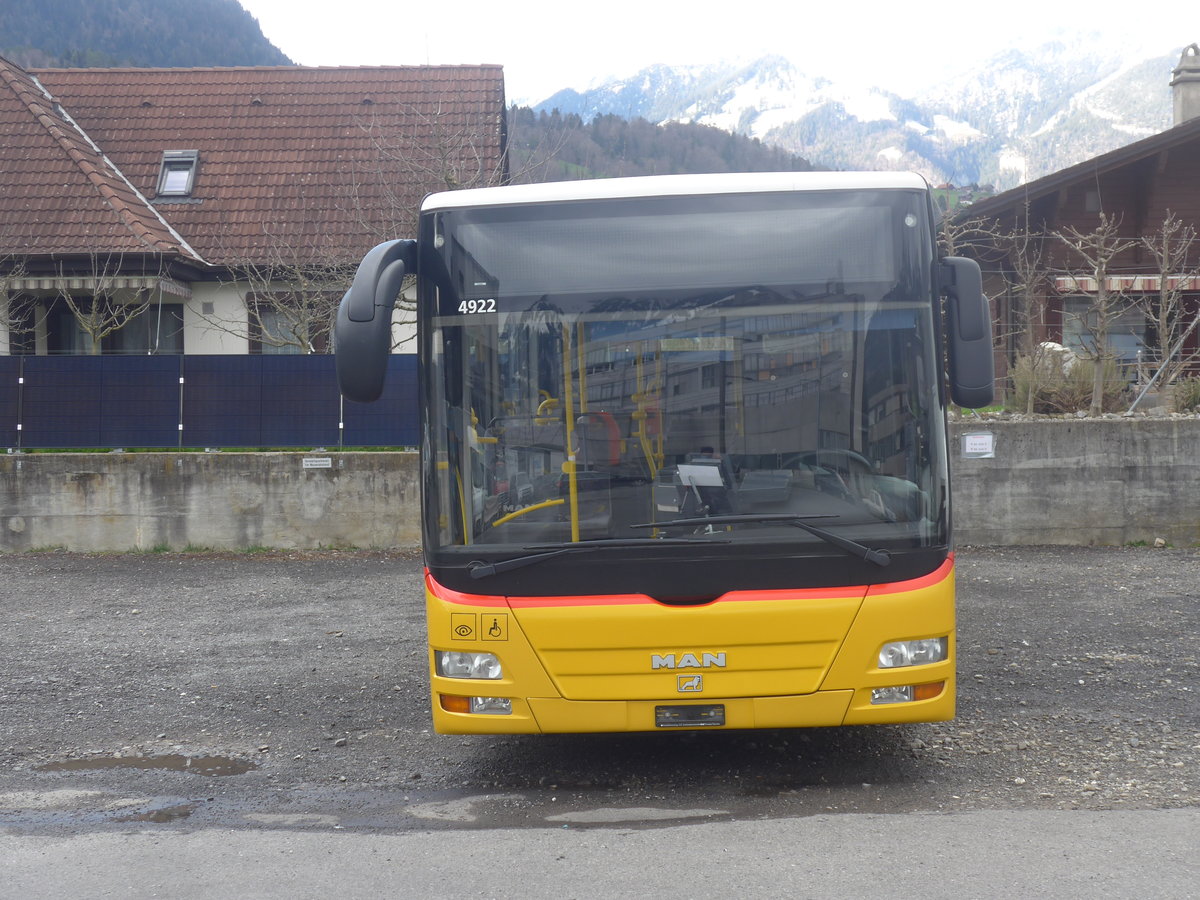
1 0 291 67
508 106 814 182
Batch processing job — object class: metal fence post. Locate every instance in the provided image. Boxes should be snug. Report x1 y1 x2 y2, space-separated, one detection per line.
16 356 24 451
178 354 185 449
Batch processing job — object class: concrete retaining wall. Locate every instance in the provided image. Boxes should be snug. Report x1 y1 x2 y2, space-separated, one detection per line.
1 419 1197 551
0 452 420 552
949 419 1200 546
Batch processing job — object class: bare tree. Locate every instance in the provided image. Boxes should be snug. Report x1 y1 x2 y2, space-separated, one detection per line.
940 210 1058 412
214 254 354 355
1055 213 1136 416
0 221 49 352
1134 212 1200 387
345 102 511 245
197 103 516 354
996 211 1056 414
200 222 424 354
1 253 33 350
241 267 351 354
52 252 159 355
344 103 567 235
334 104 524 344
0 294 47 354
938 212 996 258
504 106 581 186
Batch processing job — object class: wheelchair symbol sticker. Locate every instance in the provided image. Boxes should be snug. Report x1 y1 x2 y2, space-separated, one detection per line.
481 614 508 641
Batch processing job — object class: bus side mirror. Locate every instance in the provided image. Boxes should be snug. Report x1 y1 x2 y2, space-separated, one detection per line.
336 239 416 402
940 256 995 409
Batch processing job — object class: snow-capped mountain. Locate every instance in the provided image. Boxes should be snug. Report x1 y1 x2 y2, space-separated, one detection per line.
533 40 1180 190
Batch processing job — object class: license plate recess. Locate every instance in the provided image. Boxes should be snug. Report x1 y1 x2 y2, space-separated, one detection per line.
655 704 725 728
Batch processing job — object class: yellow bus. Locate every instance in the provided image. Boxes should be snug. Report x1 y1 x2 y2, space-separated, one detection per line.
336 172 993 734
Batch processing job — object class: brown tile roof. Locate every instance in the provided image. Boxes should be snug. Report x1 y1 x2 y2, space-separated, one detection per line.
959 115 1200 222
0 56 194 258
32 65 507 266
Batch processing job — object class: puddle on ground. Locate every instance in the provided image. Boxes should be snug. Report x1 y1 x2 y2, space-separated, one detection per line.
116 802 200 823
38 754 255 777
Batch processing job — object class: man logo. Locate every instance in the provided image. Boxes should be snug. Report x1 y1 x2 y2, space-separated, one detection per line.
651 652 727 670
677 674 703 692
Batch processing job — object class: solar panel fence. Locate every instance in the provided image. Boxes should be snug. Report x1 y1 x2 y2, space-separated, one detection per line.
0 355 418 450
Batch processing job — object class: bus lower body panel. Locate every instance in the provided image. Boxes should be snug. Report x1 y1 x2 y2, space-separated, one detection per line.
425 559 956 734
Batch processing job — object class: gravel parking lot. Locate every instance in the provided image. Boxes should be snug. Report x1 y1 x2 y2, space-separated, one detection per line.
0 545 1196 832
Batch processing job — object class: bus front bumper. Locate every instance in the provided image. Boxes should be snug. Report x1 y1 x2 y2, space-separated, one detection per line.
432 682 954 734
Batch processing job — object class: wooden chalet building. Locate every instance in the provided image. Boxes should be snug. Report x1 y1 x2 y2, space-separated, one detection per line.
958 43 1200 396
0 58 506 355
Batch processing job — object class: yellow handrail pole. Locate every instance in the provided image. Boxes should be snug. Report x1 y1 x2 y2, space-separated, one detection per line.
734 333 745 437
632 345 658 479
576 321 588 413
454 468 470 546
654 349 665 466
491 498 565 527
561 324 581 542
635 340 643 398
435 459 450 532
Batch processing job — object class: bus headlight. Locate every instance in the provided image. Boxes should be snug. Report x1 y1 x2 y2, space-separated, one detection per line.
871 682 944 704
878 637 947 669
439 694 512 715
436 650 503 679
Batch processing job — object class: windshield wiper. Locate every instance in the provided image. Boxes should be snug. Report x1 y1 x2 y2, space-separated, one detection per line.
467 537 730 580
630 514 890 568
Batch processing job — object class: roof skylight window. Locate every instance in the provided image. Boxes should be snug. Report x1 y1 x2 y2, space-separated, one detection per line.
157 150 199 197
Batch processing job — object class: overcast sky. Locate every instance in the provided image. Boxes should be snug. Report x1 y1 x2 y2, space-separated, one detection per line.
238 0 1197 103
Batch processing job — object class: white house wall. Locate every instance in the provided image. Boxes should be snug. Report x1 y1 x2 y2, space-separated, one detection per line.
184 282 249 354
391 284 417 353
2 281 418 356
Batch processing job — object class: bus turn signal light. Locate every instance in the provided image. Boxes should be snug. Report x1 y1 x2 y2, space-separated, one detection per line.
913 681 945 701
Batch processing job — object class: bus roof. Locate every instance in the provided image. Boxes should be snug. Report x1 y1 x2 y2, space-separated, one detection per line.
421 171 930 212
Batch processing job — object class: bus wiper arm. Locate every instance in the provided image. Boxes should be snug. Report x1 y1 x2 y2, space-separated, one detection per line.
468 537 730 579
630 514 890 568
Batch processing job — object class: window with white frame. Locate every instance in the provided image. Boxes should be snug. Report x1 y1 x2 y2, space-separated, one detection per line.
157 150 199 197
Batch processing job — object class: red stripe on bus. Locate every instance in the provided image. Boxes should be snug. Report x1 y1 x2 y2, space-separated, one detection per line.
425 571 509 608
426 555 952 610
865 555 953 595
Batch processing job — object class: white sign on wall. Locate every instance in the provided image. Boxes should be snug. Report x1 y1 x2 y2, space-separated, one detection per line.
961 432 995 459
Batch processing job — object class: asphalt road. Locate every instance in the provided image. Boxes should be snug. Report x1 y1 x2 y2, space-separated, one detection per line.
0 546 1197 898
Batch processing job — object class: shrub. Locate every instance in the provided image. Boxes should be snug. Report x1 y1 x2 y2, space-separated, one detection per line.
1173 377 1200 413
1009 353 1126 414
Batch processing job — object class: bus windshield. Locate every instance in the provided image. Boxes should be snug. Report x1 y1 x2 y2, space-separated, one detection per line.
419 189 948 570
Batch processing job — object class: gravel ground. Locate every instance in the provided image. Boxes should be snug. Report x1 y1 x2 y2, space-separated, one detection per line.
0 545 1196 832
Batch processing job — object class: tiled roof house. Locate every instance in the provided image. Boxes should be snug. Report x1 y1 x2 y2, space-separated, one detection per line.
0 58 506 354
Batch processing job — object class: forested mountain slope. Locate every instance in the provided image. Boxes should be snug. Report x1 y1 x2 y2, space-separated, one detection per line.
1 0 290 67
507 107 814 181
